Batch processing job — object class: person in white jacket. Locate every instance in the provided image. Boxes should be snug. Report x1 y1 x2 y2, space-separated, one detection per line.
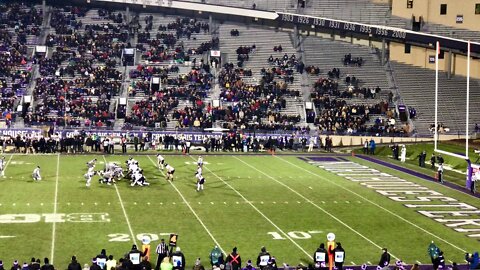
400 145 407 163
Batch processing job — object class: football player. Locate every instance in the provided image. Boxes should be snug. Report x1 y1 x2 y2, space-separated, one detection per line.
165 164 175 181
157 154 165 170
32 166 41 181
197 156 203 168
196 172 205 192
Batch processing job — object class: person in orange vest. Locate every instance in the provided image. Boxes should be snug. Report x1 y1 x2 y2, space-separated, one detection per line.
326 234 335 270
226 247 241 270
142 237 151 262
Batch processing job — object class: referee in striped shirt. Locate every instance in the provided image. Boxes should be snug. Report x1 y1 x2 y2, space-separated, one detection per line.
155 239 169 270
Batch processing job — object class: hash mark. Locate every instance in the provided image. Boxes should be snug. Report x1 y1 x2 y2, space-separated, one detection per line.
12 203 15 206
308 187 313 189
40 203 44 206
210 202 214 205
236 201 239 204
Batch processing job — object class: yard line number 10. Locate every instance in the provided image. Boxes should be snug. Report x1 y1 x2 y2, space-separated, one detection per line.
108 231 322 242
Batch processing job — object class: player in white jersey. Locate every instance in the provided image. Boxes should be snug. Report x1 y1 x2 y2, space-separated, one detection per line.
32 166 41 181
127 157 138 166
197 156 203 168
86 158 97 174
84 170 97 187
131 170 149 187
157 154 165 170
195 165 202 179
0 156 6 177
165 164 175 181
105 162 118 172
195 172 205 191
112 166 124 180
87 158 97 168
99 170 114 185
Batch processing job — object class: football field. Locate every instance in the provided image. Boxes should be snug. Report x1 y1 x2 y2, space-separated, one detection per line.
0 153 479 267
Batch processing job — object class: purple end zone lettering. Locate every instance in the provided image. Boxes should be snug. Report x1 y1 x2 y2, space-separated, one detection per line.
302 159 480 239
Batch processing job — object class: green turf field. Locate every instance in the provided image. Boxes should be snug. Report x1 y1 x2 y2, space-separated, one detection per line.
0 153 479 268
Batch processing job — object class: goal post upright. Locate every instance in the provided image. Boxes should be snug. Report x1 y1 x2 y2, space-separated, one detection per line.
434 41 439 152
466 40 471 160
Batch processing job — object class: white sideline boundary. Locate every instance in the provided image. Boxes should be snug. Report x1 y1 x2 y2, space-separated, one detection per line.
51 154 60 263
274 156 467 253
146 156 226 255
189 156 312 258
233 156 398 259
103 156 137 246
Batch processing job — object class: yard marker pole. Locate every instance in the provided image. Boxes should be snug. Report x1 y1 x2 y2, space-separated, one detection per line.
466 40 471 159
434 41 440 151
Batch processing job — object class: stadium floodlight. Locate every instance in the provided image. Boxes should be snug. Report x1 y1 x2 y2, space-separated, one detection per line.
434 40 471 160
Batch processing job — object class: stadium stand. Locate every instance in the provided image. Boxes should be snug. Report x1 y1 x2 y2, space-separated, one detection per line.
390 61 480 136
0 0 478 136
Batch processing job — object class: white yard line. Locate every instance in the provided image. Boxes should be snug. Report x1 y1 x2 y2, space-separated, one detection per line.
275 156 467 253
233 156 398 260
189 156 311 258
102 156 137 246
146 156 225 255
3 155 13 176
50 154 60 263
